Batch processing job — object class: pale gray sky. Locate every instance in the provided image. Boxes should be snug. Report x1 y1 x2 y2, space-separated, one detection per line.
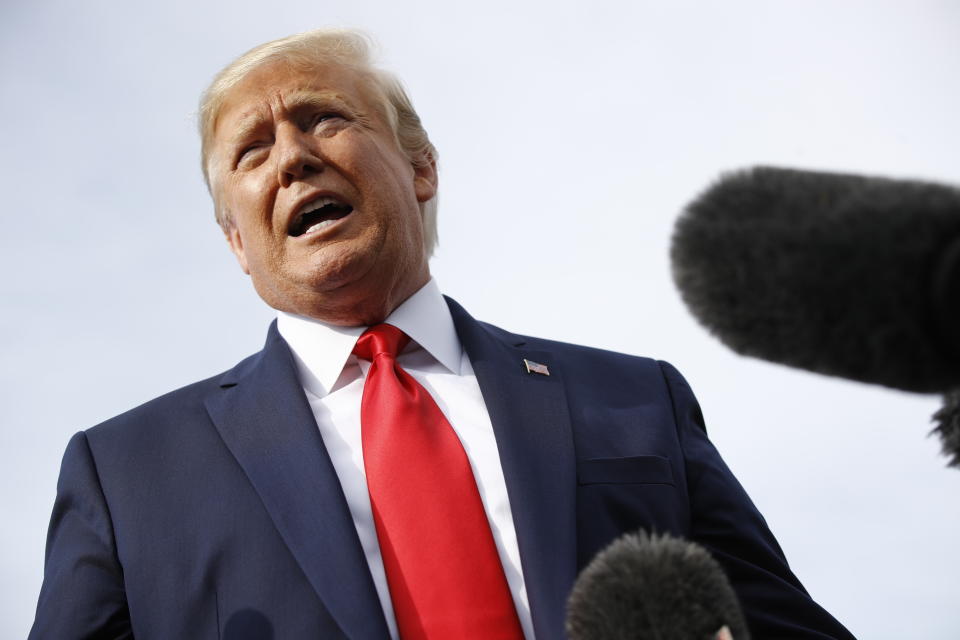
3 1 959 638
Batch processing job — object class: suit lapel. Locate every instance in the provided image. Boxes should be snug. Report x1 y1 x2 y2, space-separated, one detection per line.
204 323 389 640
448 298 578 640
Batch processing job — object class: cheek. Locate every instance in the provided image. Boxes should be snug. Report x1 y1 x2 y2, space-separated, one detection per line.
343 133 415 192
224 175 275 230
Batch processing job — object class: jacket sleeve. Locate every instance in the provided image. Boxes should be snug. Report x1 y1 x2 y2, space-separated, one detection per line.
658 361 856 640
29 431 133 640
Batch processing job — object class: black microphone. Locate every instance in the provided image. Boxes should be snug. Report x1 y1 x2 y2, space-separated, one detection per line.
670 165 960 466
670 165 960 393
566 531 750 640
934 390 960 468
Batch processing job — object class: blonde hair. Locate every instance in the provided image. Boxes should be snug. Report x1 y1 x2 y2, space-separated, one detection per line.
198 28 438 254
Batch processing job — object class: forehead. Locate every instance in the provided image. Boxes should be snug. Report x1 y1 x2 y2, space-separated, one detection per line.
212 60 380 140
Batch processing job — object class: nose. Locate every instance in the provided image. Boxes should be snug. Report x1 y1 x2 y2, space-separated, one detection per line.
276 125 322 188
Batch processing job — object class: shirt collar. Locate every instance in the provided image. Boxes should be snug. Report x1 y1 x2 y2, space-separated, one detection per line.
276 278 462 397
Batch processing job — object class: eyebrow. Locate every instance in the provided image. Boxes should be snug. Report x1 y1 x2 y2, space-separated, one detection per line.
226 91 356 147
286 90 354 116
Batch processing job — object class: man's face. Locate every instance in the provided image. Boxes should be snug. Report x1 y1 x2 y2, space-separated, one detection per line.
210 60 436 325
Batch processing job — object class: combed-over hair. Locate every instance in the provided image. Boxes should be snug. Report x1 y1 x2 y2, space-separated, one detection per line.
198 28 439 255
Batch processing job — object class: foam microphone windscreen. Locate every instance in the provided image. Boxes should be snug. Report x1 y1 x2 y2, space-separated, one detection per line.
566 531 750 640
933 390 960 468
670 166 960 393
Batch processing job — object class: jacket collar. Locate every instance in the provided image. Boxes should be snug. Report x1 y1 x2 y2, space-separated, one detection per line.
446 297 577 640
206 323 391 640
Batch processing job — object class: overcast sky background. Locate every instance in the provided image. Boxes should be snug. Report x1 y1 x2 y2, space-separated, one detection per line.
2 1 959 638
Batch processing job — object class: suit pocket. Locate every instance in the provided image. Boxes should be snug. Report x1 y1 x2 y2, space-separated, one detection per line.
577 455 674 486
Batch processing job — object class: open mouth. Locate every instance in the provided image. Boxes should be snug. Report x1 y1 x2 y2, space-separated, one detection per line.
288 196 354 237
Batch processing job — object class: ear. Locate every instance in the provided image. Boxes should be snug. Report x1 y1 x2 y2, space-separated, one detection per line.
412 154 438 204
224 224 250 275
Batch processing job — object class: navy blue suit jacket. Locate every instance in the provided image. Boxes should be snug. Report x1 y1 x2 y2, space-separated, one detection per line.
31 299 854 639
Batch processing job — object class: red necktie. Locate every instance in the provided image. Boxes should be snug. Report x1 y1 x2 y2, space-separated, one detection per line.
353 324 525 640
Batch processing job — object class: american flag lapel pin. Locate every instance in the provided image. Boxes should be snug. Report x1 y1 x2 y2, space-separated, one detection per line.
523 359 550 376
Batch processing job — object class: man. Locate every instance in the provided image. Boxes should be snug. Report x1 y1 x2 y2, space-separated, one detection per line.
31 29 854 639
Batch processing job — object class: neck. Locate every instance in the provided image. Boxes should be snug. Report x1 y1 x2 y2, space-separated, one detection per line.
285 269 431 327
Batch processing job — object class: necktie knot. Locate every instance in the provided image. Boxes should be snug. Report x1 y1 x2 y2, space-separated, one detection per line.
353 323 410 362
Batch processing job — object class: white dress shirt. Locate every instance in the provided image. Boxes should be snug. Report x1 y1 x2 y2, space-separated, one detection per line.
276 279 534 640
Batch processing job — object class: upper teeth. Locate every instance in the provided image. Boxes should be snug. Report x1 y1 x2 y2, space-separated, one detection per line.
299 196 344 216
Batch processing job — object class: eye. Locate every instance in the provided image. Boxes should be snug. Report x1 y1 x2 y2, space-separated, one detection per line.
309 111 346 132
235 144 269 169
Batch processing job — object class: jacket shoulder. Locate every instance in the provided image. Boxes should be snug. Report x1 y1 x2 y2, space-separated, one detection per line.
476 318 670 374
83 348 264 447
